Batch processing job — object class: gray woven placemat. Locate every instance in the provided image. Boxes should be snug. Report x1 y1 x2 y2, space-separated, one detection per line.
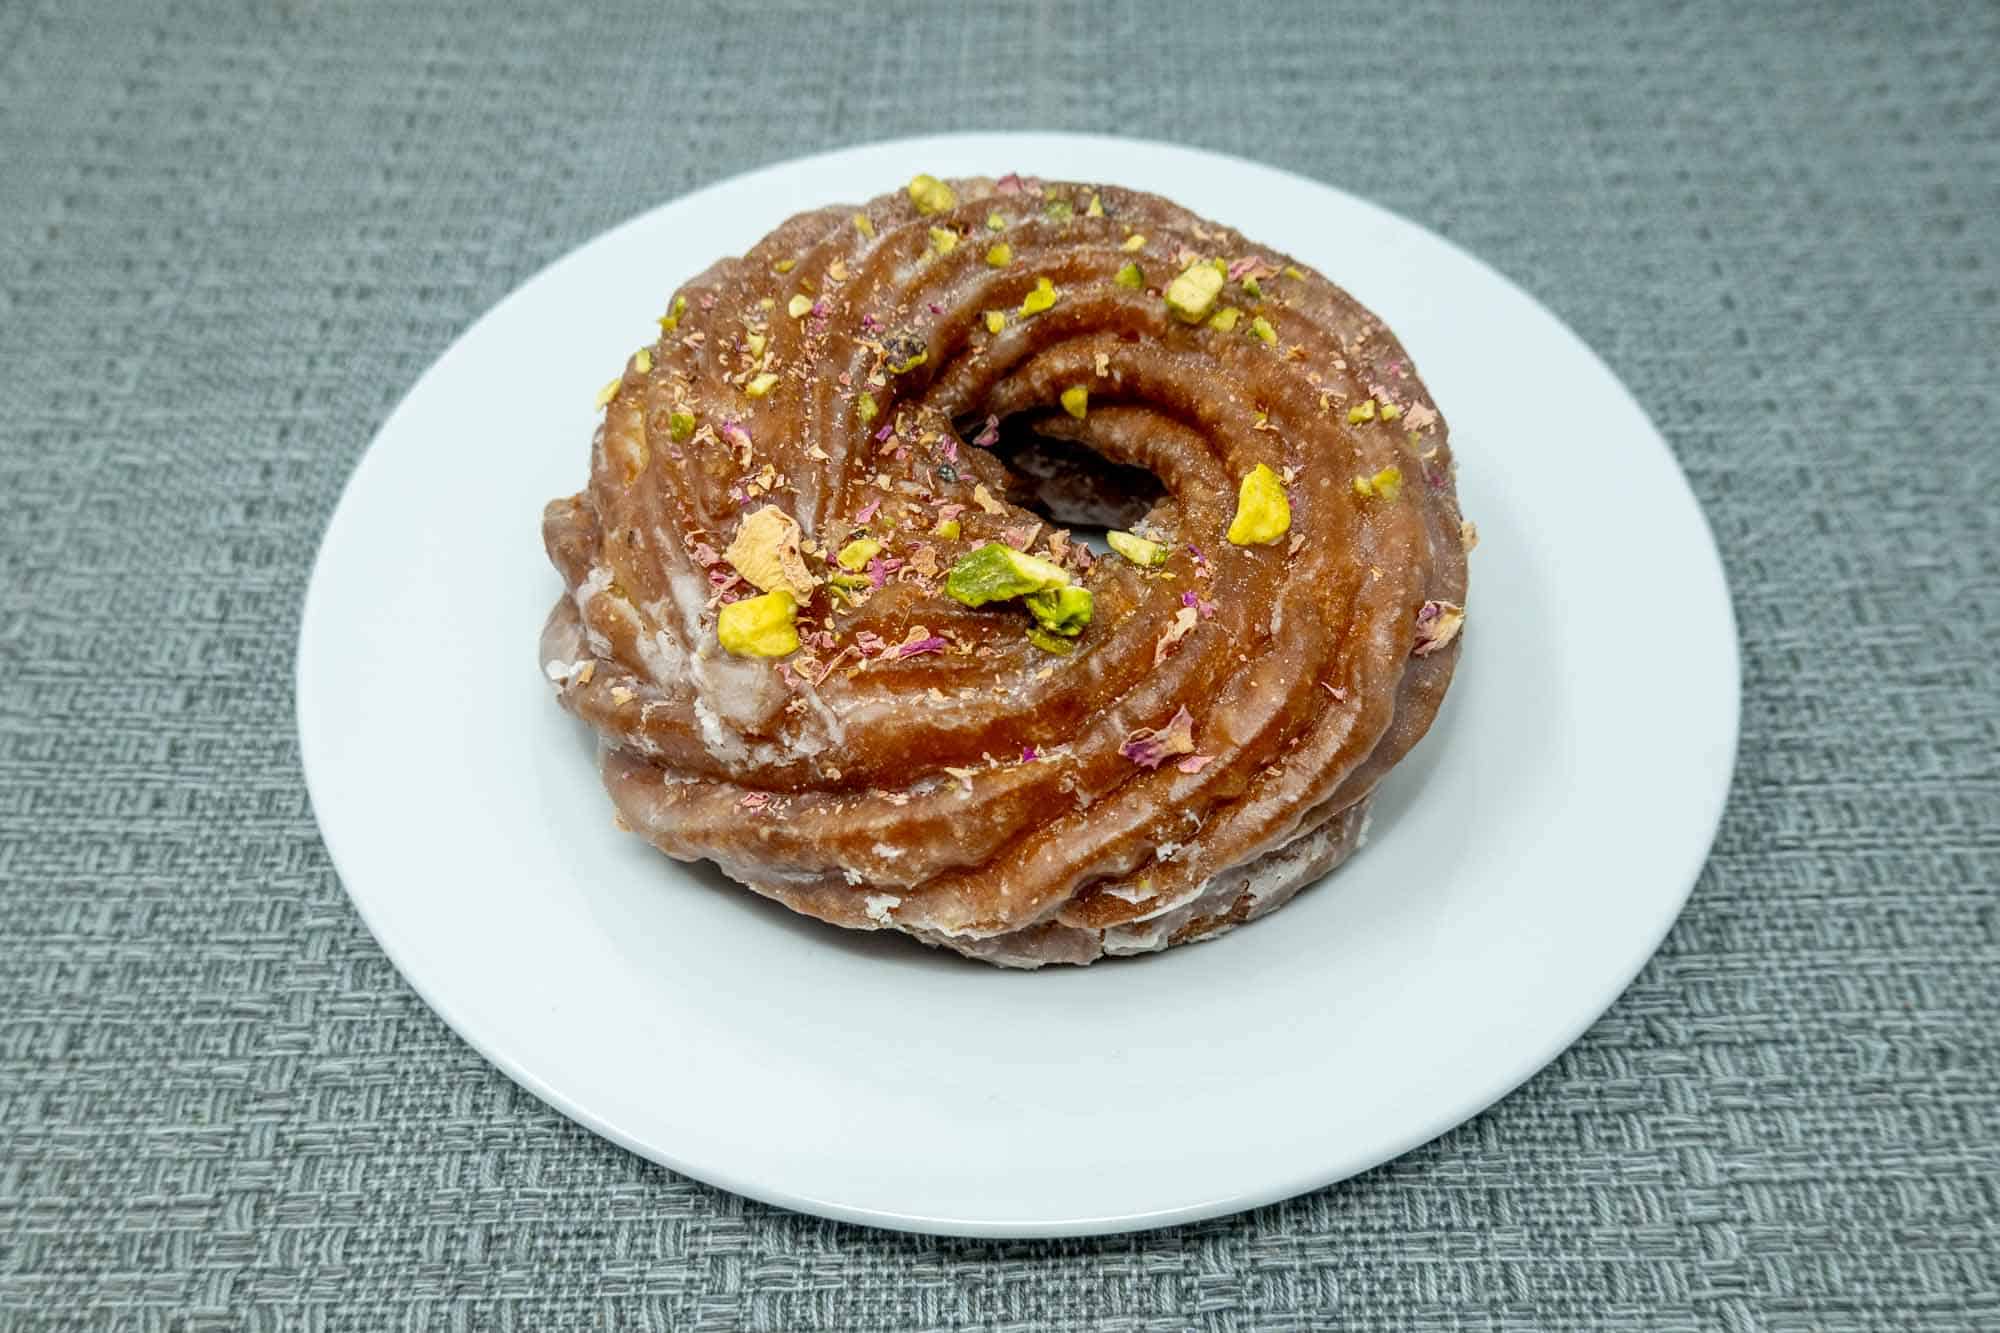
3 1 1996 1328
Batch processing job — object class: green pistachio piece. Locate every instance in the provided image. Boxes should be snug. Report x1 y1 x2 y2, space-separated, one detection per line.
837 538 881 571
1282 264 1305 280
1027 626 1075 655
1121 233 1147 252
1226 463 1291 545
857 392 878 425
1207 306 1241 332
745 332 766 358
986 242 1013 267
787 294 813 318
1085 193 1104 217
1020 276 1058 316
1379 401 1403 421
1114 262 1144 289
1241 276 1263 301
1347 399 1377 423
908 173 957 215
1106 530 1168 567
1044 197 1073 221
717 590 799 658
773 258 796 274
1352 465 1403 501
668 410 697 443
1250 315 1277 345
987 211 1007 231
658 293 688 333
853 213 876 239
929 226 959 255
1164 262 1225 323
1026 585 1093 636
745 372 780 397
1060 385 1088 419
933 517 962 540
945 542 1071 608
983 310 1006 334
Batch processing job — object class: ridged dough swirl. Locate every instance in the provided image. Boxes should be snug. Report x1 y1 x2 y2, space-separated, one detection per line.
540 174 1471 967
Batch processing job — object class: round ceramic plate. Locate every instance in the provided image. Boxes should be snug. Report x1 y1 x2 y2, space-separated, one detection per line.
297 133 1738 1237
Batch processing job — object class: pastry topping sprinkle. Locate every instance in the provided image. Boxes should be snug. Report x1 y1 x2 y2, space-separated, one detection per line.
1122 233 1147 252
1114 261 1144 290
1060 385 1089 419
1208 306 1241 332
1413 600 1465 657
882 333 928 375
945 542 1071 608
836 538 881 571
1020 276 1059 316
1119 706 1196 768
1085 193 1104 217
1164 261 1224 323
726 506 817 601
787 294 813 319
1347 398 1378 423
1351 465 1403 501
744 371 780 398
853 212 876 238
1107 530 1168 567
1226 463 1292 545
1027 627 1075 655
1177 753 1214 774
987 211 1007 231
856 392 878 426
1460 519 1480 552
971 415 1001 447
972 484 1007 515
659 293 687 332
986 242 1013 267
595 377 621 409
1154 604 1199 665
929 226 959 255
1025 585 1093 637
907 173 957 215
984 310 1007 334
1250 315 1277 345
668 410 697 443
717 590 799 658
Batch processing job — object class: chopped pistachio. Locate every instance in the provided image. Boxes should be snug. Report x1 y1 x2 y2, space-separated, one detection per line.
1060 385 1089 419
757 297 775 311
836 538 881 571
908 173 957 215
1121 233 1147 252
745 331 767 358
1379 401 1403 421
1027 626 1076 655
1282 265 1305 280
853 213 876 239
987 211 1007 231
1413 600 1465 657
1241 276 1263 301
984 309 1007 334
785 294 812 319
773 258 796 274
1208 306 1241 332
1351 465 1404 501
1164 262 1225 323
882 333 928 374
1107 530 1169 567
1249 315 1277 345
595 377 621 408
1347 399 1377 423
745 371 780 397
830 571 872 594
986 242 1013 267
1114 262 1144 290
668 410 697 443
1226 463 1291 545
1044 197 1073 221
945 542 1071 608
1209 257 1228 276
1085 193 1104 217
658 293 688 332
633 348 653 374
933 517 962 540
1026 585 1093 636
717 590 799 658
856 392 878 426
1020 276 1058 316
929 226 959 255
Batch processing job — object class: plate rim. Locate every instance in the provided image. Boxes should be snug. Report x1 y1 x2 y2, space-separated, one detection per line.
297 130 1741 1237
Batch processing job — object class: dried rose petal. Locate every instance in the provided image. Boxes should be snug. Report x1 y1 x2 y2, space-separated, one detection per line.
1119 706 1196 768
1412 600 1465 657
971 415 1001 447
1176 753 1214 775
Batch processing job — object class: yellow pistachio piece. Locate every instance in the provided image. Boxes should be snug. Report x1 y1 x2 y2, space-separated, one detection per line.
595 377 621 409
745 372 780 397
787 294 813 319
1282 265 1305 280
773 258 796 274
1250 315 1277 345
1060 385 1088 419
717 590 799 658
933 517 962 540
1347 399 1377 423
1164 262 1225 323
1114 262 1144 290
1379 401 1403 421
837 538 882 571
929 226 959 255
633 348 653 374
757 297 774 311
1226 463 1291 545
986 242 1013 267
987 211 1007 231
658 293 687 332
1207 306 1241 332
853 212 876 239
726 505 817 600
1020 276 1058 316
1351 465 1403 501
745 332 767 358
668 410 696 443
1085 193 1104 217
1121 233 1147 252
1027 626 1076 655
983 309 1006 334
907 173 957 215
1107 530 1168 567
856 392 878 425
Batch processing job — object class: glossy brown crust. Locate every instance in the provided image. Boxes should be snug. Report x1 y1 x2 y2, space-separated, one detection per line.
539 176 1470 967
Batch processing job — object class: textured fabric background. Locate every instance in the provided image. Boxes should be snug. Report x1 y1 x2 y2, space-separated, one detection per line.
2 1 1996 1328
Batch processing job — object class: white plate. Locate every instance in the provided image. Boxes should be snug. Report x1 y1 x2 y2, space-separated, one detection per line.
297 133 1738 1237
